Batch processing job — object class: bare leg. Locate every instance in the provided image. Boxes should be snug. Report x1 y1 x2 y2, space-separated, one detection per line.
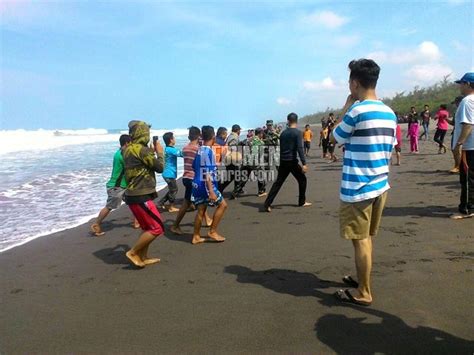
192 205 207 244
91 207 110 236
351 237 373 303
396 151 401 165
139 243 160 265
203 211 213 227
132 218 140 229
126 231 158 267
96 207 110 225
208 200 227 241
171 200 190 235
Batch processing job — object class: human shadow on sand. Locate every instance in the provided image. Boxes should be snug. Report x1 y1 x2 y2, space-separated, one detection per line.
417 180 459 191
315 310 474 354
224 265 474 353
383 205 452 218
224 265 345 300
239 201 299 211
92 244 141 269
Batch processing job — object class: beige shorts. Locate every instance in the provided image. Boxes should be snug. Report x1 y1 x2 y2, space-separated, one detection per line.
339 191 388 240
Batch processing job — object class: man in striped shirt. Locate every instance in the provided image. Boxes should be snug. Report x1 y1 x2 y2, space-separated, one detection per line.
332 59 397 306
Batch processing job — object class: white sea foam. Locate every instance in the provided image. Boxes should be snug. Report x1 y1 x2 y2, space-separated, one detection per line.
0 129 187 253
0 128 189 155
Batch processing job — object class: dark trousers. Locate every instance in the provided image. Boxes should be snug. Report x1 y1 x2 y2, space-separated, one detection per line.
264 160 307 207
459 150 474 214
433 129 447 148
234 166 266 194
159 178 178 205
218 164 239 193
321 138 329 154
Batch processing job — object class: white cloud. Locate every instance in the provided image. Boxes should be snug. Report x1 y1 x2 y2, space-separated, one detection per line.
302 10 349 29
276 97 292 105
303 77 344 91
406 63 453 85
367 41 442 65
366 51 388 63
418 41 441 61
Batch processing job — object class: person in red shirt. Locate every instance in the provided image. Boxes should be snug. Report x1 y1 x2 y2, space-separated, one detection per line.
433 104 450 154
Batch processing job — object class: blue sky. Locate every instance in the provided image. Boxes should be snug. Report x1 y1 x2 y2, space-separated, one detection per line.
1 0 473 130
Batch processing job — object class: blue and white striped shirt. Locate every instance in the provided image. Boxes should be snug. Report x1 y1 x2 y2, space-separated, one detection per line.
333 100 397 203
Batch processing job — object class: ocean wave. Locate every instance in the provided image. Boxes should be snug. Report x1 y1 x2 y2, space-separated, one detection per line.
0 128 190 155
0 168 179 253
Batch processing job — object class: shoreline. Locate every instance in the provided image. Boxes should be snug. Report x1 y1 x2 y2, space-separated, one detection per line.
1 133 473 353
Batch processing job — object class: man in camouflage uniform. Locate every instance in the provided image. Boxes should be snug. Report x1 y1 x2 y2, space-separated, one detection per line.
123 120 165 268
263 120 280 171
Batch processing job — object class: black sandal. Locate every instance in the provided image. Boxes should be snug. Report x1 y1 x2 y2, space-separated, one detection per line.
334 289 371 307
342 275 359 288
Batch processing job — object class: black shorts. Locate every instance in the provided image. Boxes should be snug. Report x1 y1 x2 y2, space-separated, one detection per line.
304 141 311 149
182 178 193 202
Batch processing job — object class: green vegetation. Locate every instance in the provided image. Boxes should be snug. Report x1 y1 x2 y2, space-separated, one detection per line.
301 76 460 124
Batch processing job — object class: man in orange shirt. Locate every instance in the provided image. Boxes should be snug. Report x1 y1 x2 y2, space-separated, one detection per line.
303 124 313 157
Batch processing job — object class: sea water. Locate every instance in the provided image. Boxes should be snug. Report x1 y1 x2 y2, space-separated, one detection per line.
0 128 189 252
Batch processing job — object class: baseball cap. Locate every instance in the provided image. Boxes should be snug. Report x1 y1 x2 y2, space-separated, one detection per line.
266 120 273 125
454 72 474 84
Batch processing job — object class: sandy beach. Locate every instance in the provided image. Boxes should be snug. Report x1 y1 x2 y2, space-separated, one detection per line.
1 131 473 354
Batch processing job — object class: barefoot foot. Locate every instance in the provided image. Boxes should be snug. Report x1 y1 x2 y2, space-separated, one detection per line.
170 225 183 235
91 223 105 237
207 231 226 242
192 236 207 245
126 251 145 268
143 258 161 266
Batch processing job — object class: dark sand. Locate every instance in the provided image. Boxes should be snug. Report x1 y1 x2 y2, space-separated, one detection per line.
1 132 473 354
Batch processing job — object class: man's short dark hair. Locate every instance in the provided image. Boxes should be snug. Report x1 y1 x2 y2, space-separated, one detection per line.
440 104 447 110
255 128 263 135
119 134 132 147
231 124 241 133
163 132 174 146
305 124 310 128
411 106 416 110
216 127 227 137
348 59 380 89
287 112 298 124
424 104 429 108
201 125 215 141
188 126 200 141
329 112 334 117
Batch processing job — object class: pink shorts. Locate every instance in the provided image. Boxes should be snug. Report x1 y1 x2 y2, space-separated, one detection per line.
128 201 164 236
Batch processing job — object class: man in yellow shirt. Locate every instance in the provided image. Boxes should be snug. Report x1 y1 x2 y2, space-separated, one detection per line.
303 124 313 157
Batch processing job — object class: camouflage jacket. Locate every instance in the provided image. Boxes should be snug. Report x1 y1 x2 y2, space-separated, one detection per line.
123 121 164 198
263 129 280 146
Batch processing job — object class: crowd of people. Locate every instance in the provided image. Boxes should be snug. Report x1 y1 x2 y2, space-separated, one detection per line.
89 60 474 307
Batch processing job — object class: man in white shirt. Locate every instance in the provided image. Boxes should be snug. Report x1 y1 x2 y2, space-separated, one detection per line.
451 72 474 220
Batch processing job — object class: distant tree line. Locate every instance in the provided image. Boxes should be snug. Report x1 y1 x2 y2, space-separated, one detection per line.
301 76 460 124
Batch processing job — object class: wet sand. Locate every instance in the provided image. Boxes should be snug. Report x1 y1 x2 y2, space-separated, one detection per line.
1 130 473 354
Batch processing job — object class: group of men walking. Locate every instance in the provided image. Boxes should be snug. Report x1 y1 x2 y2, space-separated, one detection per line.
90 59 474 307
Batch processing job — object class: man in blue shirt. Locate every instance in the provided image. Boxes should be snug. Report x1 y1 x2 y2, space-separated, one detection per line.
192 126 228 244
159 132 183 212
332 59 397 306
